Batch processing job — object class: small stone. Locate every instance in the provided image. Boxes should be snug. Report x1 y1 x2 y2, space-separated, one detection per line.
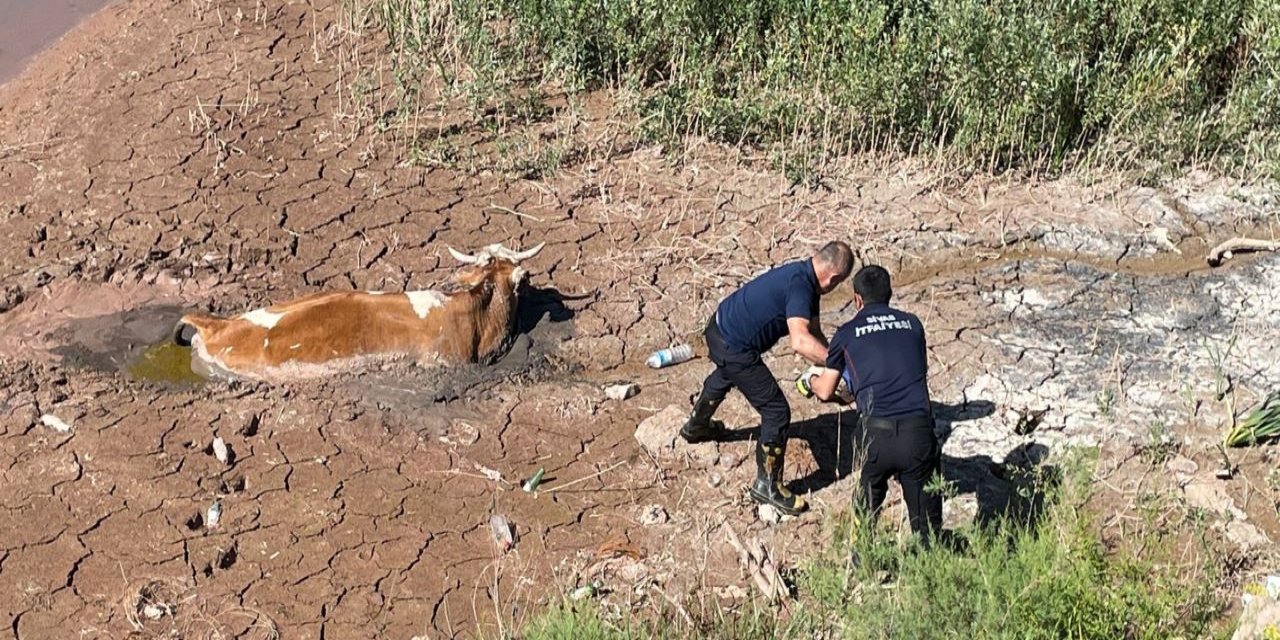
707 472 723 488
758 504 783 525
569 582 601 601
718 451 745 470
716 585 749 600
211 437 229 464
439 420 480 447
639 504 668 526
605 383 640 401
39 414 72 433
617 560 648 584
1165 455 1198 478
141 604 166 620
1225 521 1270 552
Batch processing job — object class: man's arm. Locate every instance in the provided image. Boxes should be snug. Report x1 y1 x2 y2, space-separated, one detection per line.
808 315 830 344
787 317 828 364
810 367 844 402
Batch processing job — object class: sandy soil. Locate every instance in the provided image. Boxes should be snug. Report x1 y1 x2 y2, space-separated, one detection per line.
1 0 1278 638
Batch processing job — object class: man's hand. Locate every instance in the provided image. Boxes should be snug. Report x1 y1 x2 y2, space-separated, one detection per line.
796 365 825 398
786 317 828 365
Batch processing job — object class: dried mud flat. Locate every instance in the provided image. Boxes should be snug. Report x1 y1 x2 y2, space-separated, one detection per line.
1 0 1279 638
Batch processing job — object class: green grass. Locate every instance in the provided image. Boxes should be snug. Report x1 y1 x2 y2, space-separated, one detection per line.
514 453 1224 640
365 0 1280 180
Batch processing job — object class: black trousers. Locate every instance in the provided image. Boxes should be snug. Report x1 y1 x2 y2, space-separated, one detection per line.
699 318 790 445
858 416 943 539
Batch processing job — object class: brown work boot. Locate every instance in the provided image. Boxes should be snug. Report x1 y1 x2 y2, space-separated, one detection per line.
748 440 808 515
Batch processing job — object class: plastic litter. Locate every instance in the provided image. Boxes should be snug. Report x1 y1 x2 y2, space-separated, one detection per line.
646 345 693 369
206 500 222 529
490 514 515 551
40 414 72 433
522 467 545 493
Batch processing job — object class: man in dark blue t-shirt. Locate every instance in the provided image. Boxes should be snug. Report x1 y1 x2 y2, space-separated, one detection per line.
680 241 854 516
804 265 941 541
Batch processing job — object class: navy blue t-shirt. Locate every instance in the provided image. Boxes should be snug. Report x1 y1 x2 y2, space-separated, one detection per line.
826 303 930 418
715 260 819 353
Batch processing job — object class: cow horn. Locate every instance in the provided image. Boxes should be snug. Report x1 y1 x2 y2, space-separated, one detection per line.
447 247 481 264
508 243 545 262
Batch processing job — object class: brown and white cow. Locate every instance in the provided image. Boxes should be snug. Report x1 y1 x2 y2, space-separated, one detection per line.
174 243 545 380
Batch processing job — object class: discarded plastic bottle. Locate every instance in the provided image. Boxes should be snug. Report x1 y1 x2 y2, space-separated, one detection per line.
522 467 546 493
646 344 693 369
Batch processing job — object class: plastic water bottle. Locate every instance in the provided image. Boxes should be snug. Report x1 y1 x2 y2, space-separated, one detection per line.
646 344 694 369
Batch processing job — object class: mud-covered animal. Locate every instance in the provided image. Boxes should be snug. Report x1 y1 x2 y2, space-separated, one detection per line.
174 243 545 380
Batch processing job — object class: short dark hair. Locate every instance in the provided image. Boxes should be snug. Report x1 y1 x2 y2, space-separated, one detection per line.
816 241 854 276
853 265 892 303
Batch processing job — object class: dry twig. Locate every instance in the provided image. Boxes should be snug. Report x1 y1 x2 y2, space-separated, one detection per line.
1207 237 1280 267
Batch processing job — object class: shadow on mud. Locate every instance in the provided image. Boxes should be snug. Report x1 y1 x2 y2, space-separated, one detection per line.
756 399 1060 529
44 304 195 382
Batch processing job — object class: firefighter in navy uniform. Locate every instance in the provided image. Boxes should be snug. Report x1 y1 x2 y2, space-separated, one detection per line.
679 241 854 516
803 265 942 542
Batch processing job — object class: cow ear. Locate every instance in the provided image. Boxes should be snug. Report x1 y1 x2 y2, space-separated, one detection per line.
510 267 526 284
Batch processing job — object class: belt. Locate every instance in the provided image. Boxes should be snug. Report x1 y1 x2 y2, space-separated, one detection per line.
862 415 933 431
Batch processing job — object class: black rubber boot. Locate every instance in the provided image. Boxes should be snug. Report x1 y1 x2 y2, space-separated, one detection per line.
679 396 726 443
748 440 808 515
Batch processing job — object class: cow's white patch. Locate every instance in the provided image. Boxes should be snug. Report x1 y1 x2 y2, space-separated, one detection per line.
368 291 386 295
242 308 285 329
406 290 446 319
263 338 270 349
290 343 302 350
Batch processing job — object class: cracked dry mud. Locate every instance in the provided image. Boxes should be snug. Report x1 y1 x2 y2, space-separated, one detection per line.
1 0 1279 638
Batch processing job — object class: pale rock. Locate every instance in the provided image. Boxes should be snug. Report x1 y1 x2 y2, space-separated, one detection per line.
943 493 978 529
1165 455 1199 479
639 504 668 526
1232 593 1280 640
1225 521 1271 553
634 405 719 465
211 437 229 464
718 450 745 470
617 560 649 584
758 504 787 525
635 405 685 457
439 420 480 447
1184 479 1248 521
605 383 640 401
40 414 72 433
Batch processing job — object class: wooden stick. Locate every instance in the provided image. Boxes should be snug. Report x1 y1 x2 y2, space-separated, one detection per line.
543 460 627 494
487 204 544 223
1207 238 1280 267
721 523 779 601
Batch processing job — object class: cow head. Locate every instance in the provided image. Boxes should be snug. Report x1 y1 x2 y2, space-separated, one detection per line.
445 243 545 290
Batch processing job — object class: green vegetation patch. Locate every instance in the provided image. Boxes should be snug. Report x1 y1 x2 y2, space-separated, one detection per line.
515 454 1224 639
371 0 1280 179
